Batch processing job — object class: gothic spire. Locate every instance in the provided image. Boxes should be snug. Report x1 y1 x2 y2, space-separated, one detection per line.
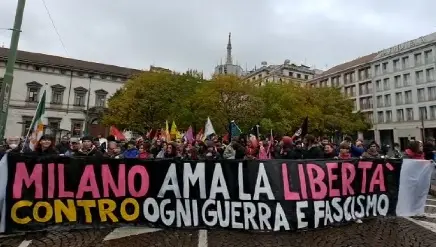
226 32 232 65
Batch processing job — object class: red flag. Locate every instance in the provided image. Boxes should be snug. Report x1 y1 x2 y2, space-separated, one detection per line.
223 133 229 142
110 126 125 141
196 128 204 141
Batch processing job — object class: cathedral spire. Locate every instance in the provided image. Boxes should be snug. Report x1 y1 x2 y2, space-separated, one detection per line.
226 32 232 65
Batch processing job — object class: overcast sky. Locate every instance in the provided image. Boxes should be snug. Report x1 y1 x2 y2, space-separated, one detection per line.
1 0 435 76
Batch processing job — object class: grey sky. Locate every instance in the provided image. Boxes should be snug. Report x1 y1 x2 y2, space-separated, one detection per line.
1 0 435 76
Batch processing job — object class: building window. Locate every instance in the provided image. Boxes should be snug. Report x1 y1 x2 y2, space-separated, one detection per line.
73 87 88 106
395 92 403 105
406 108 414 121
377 111 384 123
359 97 372 110
425 50 433 63
393 59 400 71
304 75 309 80
419 107 428 120
417 88 425 102
402 56 409 69
430 106 436 120
21 116 33 136
397 109 404 122
382 62 388 73
376 95 383 107
362 112 373 123
403 73 411 86
288 72 293 77
416 70 424 84
384 94 391 107
352 99 357 111
426 68 434 82
376 80 382 92
95 89 108 107
297 74 301 79
429 86 436 101
386 110 392 123
405 90 413 104
375 64 380 75
71 119 84 137
50 84 66 105
383 78 390 90
46 118 61 135
415 53 422 66
26 81 42 102
394 75 401 88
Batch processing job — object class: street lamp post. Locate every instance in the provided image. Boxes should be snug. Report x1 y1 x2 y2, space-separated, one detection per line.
0 0 27 140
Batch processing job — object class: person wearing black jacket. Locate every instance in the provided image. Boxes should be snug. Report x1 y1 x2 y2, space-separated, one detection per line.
74 136 102 157
303 134 324 159
423 138 435 160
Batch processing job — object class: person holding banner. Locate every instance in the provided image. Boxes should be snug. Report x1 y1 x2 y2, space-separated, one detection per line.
404 140 425 159
31 135 58 155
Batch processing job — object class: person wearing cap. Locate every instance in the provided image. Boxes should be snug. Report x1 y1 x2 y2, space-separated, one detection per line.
64 137 81 157
75 136 102 157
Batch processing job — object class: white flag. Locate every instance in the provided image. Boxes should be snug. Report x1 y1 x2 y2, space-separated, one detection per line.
203 117 215 140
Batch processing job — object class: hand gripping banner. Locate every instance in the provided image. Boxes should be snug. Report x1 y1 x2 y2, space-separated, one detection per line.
3 154 402 233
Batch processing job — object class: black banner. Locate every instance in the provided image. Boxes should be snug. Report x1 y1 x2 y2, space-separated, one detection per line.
5 154 402 233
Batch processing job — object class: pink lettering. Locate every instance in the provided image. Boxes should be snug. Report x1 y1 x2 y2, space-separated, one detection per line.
298 164 308 199
102 164 126 197
127 165 149 197
48 163 55 198
358 161 373 193
282 163 300 200
326 162 340 197
13 162 43 199
58 163 74 198
76 165 100 199
369 164 386 193
341 162 356 196
306 163 327 200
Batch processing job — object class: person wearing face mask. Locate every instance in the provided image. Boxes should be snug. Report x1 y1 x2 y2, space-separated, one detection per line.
5 136 21 153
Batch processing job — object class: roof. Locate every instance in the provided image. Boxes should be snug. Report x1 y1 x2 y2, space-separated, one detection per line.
314 52 379 79
0 47 141 77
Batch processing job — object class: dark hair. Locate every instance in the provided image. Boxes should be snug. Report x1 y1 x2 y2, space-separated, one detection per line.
107 135 116 142
339 142 350 150
344 136 353 142
394 143 400 148
305 134 315 144
408 141 422 154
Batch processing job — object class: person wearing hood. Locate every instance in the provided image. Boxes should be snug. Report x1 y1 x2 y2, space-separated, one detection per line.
404 140 425 159
123 141 139 158
75 136 102 157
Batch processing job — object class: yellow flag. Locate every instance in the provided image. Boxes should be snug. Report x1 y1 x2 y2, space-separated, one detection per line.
165 120 171 142
170 120 182 140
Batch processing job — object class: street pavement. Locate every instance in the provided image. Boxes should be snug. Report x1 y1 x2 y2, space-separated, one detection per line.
2 199 436 247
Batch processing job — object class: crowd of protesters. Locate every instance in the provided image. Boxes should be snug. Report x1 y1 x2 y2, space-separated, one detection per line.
0 132 434 161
